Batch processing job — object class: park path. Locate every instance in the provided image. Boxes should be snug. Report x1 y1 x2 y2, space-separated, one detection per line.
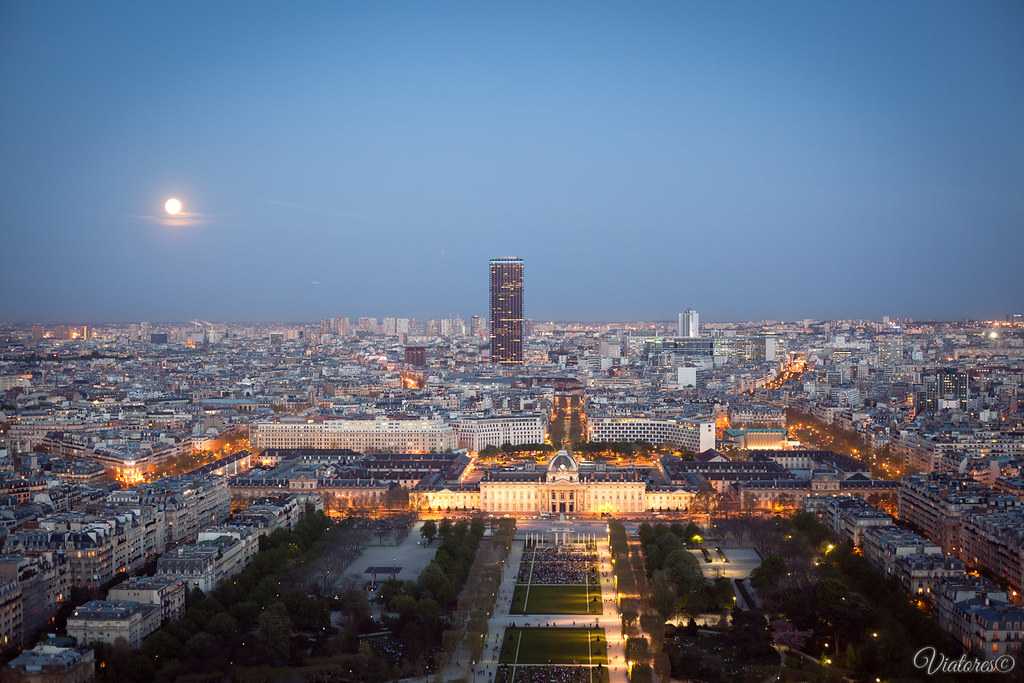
470 536 628 683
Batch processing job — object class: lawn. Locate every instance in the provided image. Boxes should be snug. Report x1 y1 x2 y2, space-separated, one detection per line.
499 627 608 666
510 583 603 614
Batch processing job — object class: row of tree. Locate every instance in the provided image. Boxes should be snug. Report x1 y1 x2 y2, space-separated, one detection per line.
478 443 556 457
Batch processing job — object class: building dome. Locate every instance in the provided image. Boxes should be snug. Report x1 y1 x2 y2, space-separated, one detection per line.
547 450 578 472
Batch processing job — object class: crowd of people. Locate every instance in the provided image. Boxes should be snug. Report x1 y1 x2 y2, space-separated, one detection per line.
518 544 599 585
495 664 606 683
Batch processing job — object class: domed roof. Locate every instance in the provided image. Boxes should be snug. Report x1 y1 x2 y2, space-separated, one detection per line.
548 450 578 472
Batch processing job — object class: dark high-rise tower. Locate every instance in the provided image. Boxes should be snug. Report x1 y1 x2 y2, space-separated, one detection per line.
489 257 524 364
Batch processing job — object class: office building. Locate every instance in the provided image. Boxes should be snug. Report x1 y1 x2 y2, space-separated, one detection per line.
678 309 699 338
489 257 524 365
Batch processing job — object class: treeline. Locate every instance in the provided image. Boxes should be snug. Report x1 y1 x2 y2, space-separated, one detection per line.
479 443 555 457
376 518 486 676
575 441 659 456
95 507 342 682
638 523 733 620
439 518 516 670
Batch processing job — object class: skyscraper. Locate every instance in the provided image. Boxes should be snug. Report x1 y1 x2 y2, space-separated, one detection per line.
678 309 699 338
489 257 524 364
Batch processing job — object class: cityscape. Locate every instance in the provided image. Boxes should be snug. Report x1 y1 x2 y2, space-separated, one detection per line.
3 2 1024 683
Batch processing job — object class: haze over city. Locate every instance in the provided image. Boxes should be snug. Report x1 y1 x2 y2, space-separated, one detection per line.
3 1 1023 323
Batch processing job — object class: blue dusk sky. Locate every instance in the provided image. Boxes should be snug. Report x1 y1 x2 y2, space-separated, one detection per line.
1 1 1022 322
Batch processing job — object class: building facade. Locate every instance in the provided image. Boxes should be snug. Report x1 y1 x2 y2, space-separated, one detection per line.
587 417 715 453
678 309 699 338
251 418 457 453
489 257 524 365
414 451 697 515
454 414 546 451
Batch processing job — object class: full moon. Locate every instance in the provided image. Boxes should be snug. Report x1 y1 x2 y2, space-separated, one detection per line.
164 197 183 215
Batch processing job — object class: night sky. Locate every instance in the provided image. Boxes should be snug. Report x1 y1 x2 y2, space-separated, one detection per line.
2 1 1022 322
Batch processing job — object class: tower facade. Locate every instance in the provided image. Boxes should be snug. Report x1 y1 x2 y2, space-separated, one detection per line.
678 309 699 338
489 257 524 364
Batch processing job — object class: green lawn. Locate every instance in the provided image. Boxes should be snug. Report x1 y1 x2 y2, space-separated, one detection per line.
499 627 608 665
510 583 603 615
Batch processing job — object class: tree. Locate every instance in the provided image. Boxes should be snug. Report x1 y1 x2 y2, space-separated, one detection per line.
184 632 219 663
621 601 640 633
257 601 293 665
420 520 437 545
653 651 672 683
415 597 441 625
750 555 786 592
626 637 651 665
651 570 678 622
385 485 409 509
629 663 654 683
418 561 453 605
207 612 239 640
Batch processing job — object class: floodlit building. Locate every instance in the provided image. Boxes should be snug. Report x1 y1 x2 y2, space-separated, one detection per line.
413 450 699 515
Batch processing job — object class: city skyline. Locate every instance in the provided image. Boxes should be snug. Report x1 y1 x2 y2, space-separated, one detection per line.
3 2 1023 322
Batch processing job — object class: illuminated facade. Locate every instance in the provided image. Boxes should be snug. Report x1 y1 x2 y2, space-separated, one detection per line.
489 257 524 365
413 450 697 514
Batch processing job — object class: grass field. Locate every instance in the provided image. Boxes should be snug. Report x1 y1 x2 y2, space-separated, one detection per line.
510 583 603 614
499 627 608 666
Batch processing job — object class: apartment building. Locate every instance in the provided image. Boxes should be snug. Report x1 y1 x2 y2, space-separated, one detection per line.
107 576 186 624
66 600 160 649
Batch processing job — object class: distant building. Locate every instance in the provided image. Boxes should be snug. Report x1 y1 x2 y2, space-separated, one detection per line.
404 346 427 368
489 257 524 365
148 333 168 345
677 309 699 338
921 368 970 412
